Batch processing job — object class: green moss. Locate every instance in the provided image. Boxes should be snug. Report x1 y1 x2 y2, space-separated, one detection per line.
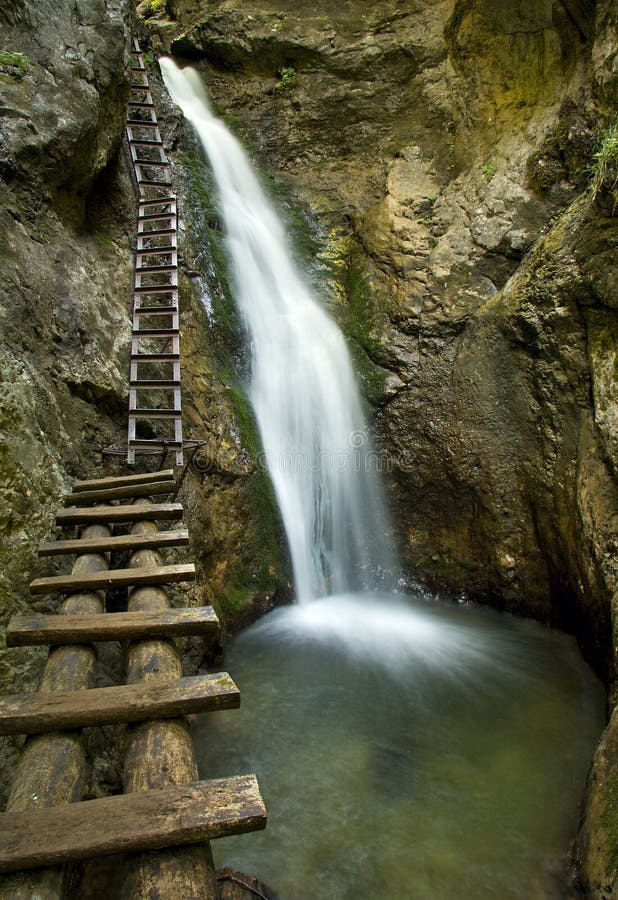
415 555 457 579
602 774 618 877
178 149 242 353
0 51 31 79
336 251 388 404
592 116 618 211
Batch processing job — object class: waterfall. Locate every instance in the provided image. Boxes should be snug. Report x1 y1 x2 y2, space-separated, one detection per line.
161 59 392 603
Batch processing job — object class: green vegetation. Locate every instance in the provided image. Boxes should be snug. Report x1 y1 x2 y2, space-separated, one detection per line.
482 162 497 183
178 149 242 352
338 253 388 404
0 51 31 79
274 66 296 92
137 0 167 21
592 116 618 210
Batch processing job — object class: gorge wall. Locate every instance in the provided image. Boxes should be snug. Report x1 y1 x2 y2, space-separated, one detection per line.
0 0 617 893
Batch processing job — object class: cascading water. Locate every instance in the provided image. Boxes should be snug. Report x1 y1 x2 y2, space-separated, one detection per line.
161 58 391 604
160 59 605 899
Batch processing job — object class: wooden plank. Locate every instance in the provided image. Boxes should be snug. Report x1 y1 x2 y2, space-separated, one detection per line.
56 503 183 526
73 470 175 491
0 775 266 873
0 674 239 736
64 480 175 506
30 563 195 595
38 528 189 557
6 606 219 647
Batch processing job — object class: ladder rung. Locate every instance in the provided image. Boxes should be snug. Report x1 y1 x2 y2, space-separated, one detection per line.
64 479 175 505
38 528 189 557
138 195 176 206
129 439 183 450
130 380 181 389
135 160 170 168
137 229 177 239
29 563 195 595
129 101 156 109
131 354 180 364
137 179 172 188
0 673 237 736
132 326 178 334
129 138 164 147
135 265 176 275
126 118 157 127
134 285 178 294
129 409 182 419
134 306 178 316
0 775 266 873
138 211 178 223
56 503 183 526
136 247 176 256
6 606 219 647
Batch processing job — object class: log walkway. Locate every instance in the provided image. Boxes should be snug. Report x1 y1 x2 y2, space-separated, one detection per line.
0 36 267 900
0 471 266 898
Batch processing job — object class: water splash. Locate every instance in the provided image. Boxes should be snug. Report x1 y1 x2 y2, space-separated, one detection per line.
160 59 392 603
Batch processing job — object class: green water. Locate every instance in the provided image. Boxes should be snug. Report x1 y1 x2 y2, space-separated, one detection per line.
194 592 605 899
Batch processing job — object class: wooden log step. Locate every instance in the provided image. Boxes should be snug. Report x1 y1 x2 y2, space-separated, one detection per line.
6 606 218 647
38 528 189 557
56 502 183 526
0 774 266 873
73 469 175 491
64 479 175 506
0 673 239 736
29 563 195 595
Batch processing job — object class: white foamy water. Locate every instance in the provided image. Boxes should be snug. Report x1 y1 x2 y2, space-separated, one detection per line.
160 59 392 603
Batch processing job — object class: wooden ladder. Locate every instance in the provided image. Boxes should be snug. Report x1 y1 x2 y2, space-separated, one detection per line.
126 37 183 466
0 470 265 894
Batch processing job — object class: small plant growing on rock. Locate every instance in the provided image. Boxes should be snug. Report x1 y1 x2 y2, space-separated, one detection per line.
0 51 31 79
482 162 497 182
592 117 618 212
136 0 167 19
275 67 296 92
